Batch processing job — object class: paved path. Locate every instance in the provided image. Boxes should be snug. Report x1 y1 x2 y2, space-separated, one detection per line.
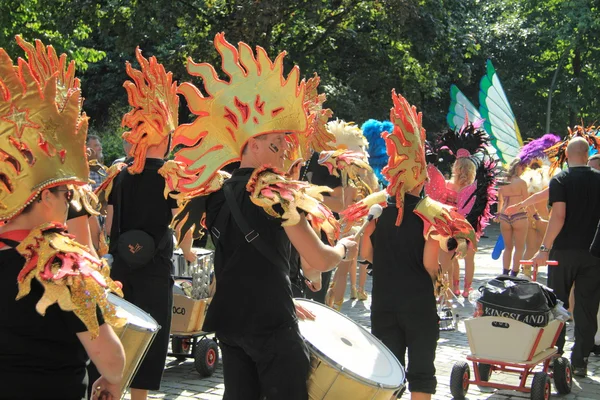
125 224 600 399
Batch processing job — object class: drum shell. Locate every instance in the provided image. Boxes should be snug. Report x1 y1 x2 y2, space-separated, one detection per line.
108 294 159 395
307 350 400 400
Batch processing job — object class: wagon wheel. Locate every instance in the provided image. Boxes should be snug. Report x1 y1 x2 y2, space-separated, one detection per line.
450 361 470 399
552 357 572 394
531 371 551 400
194 338 219 377
172 337 191 361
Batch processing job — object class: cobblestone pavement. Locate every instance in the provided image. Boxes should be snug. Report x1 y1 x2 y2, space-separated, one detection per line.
125 224 600 399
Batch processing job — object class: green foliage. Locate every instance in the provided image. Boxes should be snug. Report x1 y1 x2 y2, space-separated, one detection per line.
2 0 599 141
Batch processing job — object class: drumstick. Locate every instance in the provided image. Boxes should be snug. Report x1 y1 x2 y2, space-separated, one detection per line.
353 204 383 240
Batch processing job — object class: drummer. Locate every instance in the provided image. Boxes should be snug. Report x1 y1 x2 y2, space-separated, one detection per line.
169 35 358 399
102 50 195 400
0 37 125 400
358 92 476 400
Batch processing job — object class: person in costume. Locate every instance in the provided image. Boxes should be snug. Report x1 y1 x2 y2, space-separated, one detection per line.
100 49 195 400
351 91 476 400
168 34 358 399
425 122 497 296
515 134 560 264
323 119 378 309
0 36 125 400
532 130 600 377
496 158 530 275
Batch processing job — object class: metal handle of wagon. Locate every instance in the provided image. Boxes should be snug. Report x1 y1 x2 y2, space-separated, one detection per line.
519 260 558 281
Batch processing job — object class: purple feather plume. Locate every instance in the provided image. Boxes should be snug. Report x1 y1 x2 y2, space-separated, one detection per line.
517 134 560 165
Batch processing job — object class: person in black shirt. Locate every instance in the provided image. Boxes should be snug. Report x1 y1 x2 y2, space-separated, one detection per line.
355 92 475 400
533 136 600 377
203 133 358 400
103 50 195 400
0 36 125 400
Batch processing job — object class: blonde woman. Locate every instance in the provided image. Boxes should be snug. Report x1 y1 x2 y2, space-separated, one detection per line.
497 158 529 275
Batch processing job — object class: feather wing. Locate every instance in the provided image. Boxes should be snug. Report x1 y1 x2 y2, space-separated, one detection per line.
447 84 482 130
479 60 524 165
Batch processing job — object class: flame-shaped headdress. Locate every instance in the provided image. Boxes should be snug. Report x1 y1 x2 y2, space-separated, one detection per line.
121 48 179 174
545 125 600 173
287 73 334 164
382 90 427 226
173 33 308 194
0 36 89 221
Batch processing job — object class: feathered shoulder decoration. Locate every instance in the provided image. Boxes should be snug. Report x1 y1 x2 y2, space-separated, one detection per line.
413 196 477 258
15 223 125 338
247 166 339 245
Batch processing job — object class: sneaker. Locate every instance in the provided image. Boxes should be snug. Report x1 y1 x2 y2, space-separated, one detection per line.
572 365 587 377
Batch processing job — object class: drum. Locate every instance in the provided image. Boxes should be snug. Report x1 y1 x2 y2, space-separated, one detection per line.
108 293 160 395
295 298 405 400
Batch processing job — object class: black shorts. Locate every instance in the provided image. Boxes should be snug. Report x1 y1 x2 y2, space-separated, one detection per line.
371 303 439 394
218 323 310 400
111 256 174 390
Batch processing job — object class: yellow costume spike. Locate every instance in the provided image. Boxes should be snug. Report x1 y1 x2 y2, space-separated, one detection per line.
0 36 89 221
122 48 179 174
382 90 427 226
173 33 307 194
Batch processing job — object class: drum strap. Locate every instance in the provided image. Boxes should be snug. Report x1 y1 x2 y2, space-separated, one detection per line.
211 178 290 269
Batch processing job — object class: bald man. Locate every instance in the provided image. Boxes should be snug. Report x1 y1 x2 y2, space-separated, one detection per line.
533 137 600 377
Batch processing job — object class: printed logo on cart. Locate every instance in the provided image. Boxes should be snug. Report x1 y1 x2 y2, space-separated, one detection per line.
482 307 547 325
129 243 143 254
173 307 186 315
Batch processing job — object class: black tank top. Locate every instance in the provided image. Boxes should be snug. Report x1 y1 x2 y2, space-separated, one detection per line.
370 194 436 312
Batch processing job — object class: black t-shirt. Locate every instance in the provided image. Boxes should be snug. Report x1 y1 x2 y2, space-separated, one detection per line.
0 242 103 400
370 194 435 311
548 166 600 250
203 168 296 334
108 158 177 256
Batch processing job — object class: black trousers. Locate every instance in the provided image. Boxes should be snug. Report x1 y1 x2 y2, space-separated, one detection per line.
548 249 600 367
371 300 438 394
218 324 310 400
111 256 174 390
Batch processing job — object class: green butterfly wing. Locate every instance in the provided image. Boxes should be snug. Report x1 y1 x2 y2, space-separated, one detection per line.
447 84 481 130
479 60 524 165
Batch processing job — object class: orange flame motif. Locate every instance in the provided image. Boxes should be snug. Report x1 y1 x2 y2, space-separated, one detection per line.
173 33 307 194
382 90 427 226
0 36 89 221
122 48 179 174
545 125 600 173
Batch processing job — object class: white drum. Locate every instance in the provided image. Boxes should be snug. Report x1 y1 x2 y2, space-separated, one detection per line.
295 298 405 399
108 293 160 396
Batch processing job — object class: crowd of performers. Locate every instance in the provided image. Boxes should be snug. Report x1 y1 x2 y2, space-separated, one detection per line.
1 33 600 400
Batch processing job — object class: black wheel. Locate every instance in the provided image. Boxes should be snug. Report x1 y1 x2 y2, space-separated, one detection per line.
171 337 191 361
478 363 492 382
194 338 219 376
531 371 551 400
552 357 572 394
450 361 470 399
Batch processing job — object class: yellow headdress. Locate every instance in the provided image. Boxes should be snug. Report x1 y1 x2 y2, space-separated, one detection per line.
0 36 89 221
173 33 308 194
286 73 334 165
382 90 427 226
326 119 368 153
121 48 179 174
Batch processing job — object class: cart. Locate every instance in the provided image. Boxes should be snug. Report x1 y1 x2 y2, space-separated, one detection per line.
169 331 219 377
450 261 571 400
169 249 219 377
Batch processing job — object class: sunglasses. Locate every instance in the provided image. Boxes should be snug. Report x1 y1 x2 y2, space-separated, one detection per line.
55 188 74 202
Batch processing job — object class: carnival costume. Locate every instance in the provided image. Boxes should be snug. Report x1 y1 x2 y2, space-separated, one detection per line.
546 125 600 173
0 36 125 399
